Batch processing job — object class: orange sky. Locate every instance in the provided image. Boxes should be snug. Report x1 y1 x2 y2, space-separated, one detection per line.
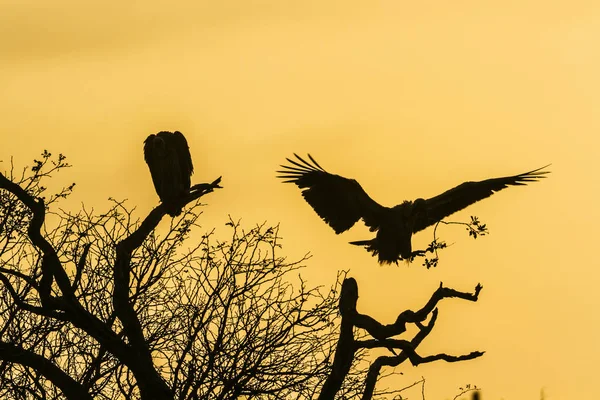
2 1 598 399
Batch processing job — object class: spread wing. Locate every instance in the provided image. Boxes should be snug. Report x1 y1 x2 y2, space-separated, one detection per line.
277 154 388 234
172 131 194 190
413 165 550 232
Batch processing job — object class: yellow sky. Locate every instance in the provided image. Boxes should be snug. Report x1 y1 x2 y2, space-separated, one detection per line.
2 1 598 399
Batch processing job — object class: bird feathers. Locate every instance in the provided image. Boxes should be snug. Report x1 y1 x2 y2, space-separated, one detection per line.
278 154 550 264
413 165 550 232
277 154 387 234
144 131 194 217
171 131 194 189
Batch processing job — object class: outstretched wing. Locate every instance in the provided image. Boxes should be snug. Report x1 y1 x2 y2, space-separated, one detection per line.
413 165 550 232
277 154 388 234
171 131 194 190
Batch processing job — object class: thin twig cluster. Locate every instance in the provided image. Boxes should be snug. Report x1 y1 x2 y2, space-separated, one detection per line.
0 152 485 399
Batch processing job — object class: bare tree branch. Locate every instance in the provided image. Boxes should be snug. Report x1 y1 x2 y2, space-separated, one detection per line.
111 177 222 399
318 279 484 400
0 341 92 400
1 153 486 400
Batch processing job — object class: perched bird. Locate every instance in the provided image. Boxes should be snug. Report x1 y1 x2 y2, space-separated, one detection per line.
144 131 194 217
278 154 549 264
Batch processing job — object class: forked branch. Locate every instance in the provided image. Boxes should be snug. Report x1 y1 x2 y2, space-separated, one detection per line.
112 177 222 399
319 278 484 400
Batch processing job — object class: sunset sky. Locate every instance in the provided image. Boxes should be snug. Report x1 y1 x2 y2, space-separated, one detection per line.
2 1 598 399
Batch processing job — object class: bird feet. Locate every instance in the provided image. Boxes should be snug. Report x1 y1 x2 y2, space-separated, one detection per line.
404 249 427 263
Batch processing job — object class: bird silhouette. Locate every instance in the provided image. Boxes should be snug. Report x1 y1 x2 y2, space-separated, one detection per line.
144 131 194 217
278 154 549 264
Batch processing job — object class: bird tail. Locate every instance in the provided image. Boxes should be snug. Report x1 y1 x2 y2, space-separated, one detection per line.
348 239 372 247
349 239 403 265
349 239 384 262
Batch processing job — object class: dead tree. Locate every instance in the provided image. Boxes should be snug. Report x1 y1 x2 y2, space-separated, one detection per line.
318 278 484 400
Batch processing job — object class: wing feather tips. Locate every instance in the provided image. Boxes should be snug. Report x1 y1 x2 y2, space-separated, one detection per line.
276 154 327 186
501 164 551 188
522 163 552 175
414 164 551 232
307 154 326 171
277 153 366 234
279 154 323 174
472 164 551 193
293 153 326 172
275 167 313 185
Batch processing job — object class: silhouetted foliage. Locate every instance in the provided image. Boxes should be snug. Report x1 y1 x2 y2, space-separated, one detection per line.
421 216 489 269
0 152 485 399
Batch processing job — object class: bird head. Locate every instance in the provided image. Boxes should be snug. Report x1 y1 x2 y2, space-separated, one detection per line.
412 197 426 211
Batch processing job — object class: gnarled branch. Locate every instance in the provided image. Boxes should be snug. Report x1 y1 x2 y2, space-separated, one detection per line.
319 278 484 400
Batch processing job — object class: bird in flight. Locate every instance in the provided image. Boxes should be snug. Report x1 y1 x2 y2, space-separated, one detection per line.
144 131 194 217
278 154 549 264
